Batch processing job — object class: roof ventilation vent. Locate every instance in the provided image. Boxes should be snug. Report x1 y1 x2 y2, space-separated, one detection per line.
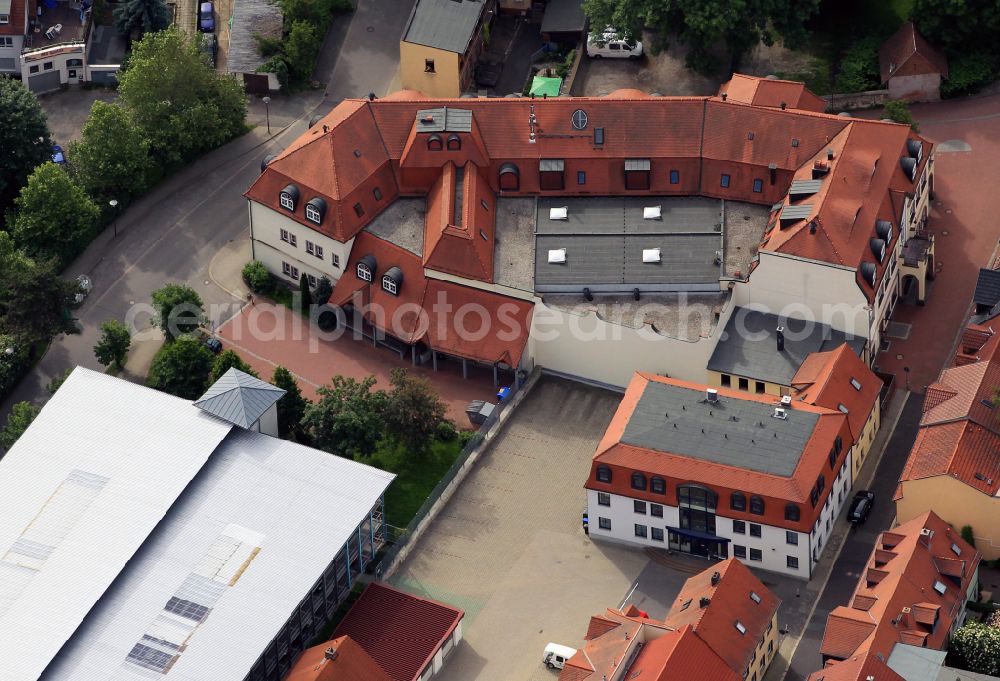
706 388 718 403
699 597 711 608
549 206 568 220
324 648 338 661
773 407 788 420
710 571 721 586
643 205 662 220
827 148 835 160
548 248 567 264
642 248 661 263
920 528 934 538
721 92 728 101
780 395 792 407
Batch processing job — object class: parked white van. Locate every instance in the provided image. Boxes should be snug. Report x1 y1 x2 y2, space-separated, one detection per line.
543 642 577 670
586 30 643 59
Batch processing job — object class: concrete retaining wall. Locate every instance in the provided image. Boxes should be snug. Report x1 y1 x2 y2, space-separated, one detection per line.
822 89 890 112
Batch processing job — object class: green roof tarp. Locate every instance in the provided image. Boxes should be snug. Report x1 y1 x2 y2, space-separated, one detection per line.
530 76 562 97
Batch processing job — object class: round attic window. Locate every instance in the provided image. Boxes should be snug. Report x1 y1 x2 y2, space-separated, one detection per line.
571 109 589 130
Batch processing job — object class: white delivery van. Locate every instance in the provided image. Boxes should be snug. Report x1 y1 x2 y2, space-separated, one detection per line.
543 643 577 670
586 29 643 59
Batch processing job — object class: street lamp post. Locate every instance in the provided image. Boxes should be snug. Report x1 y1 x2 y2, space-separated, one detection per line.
109 199 119 237
262 96 271 134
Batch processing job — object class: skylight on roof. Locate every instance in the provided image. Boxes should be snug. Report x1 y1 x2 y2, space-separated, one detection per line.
549 206 568 220
933 580 946 595
735 621 747 635
680 599 692 611
750 591 761 604
850 378 862 391
548 248 567 264
643 248 661 263
951 543 962 556
643 205 662 220
838 404 849 414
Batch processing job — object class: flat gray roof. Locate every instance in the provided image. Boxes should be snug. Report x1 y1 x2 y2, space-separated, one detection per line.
535 197 723 292
493 198 536 291
364 198 426 256
227 0 283 74
622 381 819 477
540 0 586 34
403 0 483 54
543 292 726 341
707 307 866 386
415 107 473 133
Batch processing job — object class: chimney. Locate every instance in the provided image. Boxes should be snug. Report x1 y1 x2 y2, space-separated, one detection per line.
780 101 787 110
721 92 727 101
768 163 777 185
324 648 338 661
710 571 721 586
368 91 376 101
706 388 719 403
776 326 785 352
699 596 711 608
322 124 329 133
827 148 835 160
919 527 934 548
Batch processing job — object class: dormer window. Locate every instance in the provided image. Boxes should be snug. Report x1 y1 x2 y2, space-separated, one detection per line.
305 197 326 225
356 254 376 282
860 262 877 288
624 158 650 190
446 134 461 151
427 134 443 151
279 184 299 212
381 266 403 296
539 159 565 190
498 163 519 191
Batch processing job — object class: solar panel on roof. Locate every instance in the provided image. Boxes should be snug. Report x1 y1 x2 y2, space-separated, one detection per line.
788 179 822 197
780 204 813 222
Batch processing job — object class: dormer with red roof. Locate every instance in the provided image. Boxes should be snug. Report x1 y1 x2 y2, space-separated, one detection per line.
879 22 948 102
718 74 827 114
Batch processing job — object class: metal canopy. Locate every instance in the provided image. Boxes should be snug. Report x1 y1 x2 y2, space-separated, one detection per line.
625 158 651 171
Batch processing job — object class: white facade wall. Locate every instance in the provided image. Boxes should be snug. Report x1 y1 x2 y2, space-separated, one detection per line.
735 252 870 338
807 453 853 570
249 201 354 285
21 44 87 90
527 297 734 389
0 35 24 74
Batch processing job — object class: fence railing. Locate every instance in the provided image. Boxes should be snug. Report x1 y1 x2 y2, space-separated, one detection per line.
373 366 537 580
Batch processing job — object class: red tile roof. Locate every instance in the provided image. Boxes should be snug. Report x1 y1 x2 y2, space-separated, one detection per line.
662 558 780 675
330 582 463 681
589 373 853 532
900 332 1000 495
807 652 906 681
719 74 827 113
819 511 981 662
0 0 27 35
284 636 394 681
792 343 882 441
423 162 495 282
879 21 949 83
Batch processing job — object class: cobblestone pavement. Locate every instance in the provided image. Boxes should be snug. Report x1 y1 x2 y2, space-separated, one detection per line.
388 375 645 681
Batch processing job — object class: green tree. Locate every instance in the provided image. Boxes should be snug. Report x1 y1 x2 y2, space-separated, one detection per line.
242 260 271 293
117 28 247 170
382 368 447 457
271 365 308 439
10 163 100 268
298 272 313 311
313 276 333 306
0 253 80 342
147 334 214 398
46 367 73 394
883 100 919 131
582 0 821 71
151 284 205 341
210 349 259 381
0 401 41 451
301 375 386 459
69 101 152 208
0 332 31 396
114 0 171 40
950 622 1000 676
94 319 132 369
285 20 321 81
961 524 976 548
832 35 882 92
0 78 51 219
914 0 1000 51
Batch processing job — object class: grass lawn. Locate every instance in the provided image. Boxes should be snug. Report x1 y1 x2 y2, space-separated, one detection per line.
369 437 465 530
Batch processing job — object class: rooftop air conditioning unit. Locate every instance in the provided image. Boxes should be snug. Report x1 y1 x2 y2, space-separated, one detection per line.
706 388 718 403
548 248 567 264
780 395 792 407
643 248 661 263
920 528 934 539
773 407 787 420
643 205 662 220
549 206 568 220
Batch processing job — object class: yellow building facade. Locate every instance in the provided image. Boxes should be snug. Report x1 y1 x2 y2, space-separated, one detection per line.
399 43 462 98
896 475 1000 560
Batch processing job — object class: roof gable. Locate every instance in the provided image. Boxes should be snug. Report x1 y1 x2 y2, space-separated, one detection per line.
193 368 285 428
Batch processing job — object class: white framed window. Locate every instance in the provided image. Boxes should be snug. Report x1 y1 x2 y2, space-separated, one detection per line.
288 233 297 247
357 263 372 281
382 276 397 295
280 193 295 211
307 274 317 288
332 254 340 268
305 203 321 224
305 241 314 255
281 262 299 279
0 14 9 23
314 245 323 259
280 229 289 242
0 36 13 45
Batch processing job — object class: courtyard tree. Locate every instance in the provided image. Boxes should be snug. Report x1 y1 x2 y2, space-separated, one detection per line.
69 101 153 208
0 401 41 451
10 163 100 268
914 0 1000 51
271 365 309 439
301 375 386 459
950 621 1000 676
210 349 259 381
117 28 247 171
94 319 132 370
114 0 172 41
313 276 333 306
382 368 447 457
151 284 205 341
0 250 80 343
146 334 215 399
0 78 52 220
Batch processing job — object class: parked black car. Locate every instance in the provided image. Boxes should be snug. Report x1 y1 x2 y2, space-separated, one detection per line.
848 490 875 524
198 1 215 32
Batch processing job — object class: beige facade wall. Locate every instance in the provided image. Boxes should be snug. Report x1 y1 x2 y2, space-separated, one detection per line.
400 42 460 97
896 475 1000 560
249 201 354 285
849 401 881 483
743 612 780 681
888 73 942 102
705 370 786 397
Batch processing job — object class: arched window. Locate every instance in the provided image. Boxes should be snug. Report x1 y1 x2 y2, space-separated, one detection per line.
785 503 800 522
730 492 746 511
446 134 461 151
749 495 765 515
677 485 717 511
498 162 519 191
596 465 612 484
631 472 647 491
305 197 326 225
650 476 666 495
279 183 299 212
427 134 443 151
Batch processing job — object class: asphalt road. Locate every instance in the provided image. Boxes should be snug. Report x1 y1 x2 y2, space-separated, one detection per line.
0 0 415 432
783 393 924 681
